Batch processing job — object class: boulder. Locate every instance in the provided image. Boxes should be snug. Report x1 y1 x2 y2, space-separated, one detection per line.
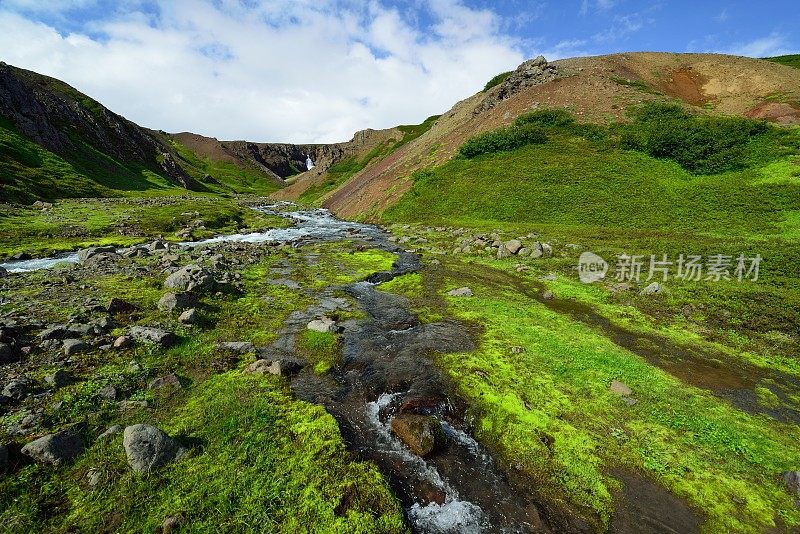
307 318 337 333
157 292 197 312
178 308 197 325
129 327 176 348
541 243 553 258
45 370 74 389
39 325 68 340
63 339 89 356
113 335 133 349
447 287 473 297
609 380 632 396
245 358 303 377
496 247 512 259
148 373 182 390
2 378 31 400
504 239 523 255
215 341 255 354
164 264 215 292
784 471 800 496
77 246 116 262
639 282 664 295
21 430 84 466
107 298 137 314
123 424 187 474
390 414 446 457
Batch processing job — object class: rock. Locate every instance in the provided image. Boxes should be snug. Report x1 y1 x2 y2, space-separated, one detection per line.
504 239 523 254
98 384 118 401
541 290 554 301
86 468 102 486
129 327 176 348
215 341 255 354
157 291 197 312
164 264 215 292
45 370 74 389
609 282 632 294
21 430 84 466
496 246 512 259
784 471 800 496
178 308 197 325
161 514 185 533
107 298 137 314
63 339 89 356
541 243 553 258
609 380 632 396
147 240 168 252
98 425 123 439
307 318 338 333
245 358 303 377
530 242 544 259
639 282 664 295
148 373 182 390
113 335 133 349
2 378 31 400
39 325 68 340
390 414 446 457
77 246 116 262
122 424 187 474
0 266 6 278
447 287 473 297
531 54 547 67
12 252 32 261
0 443 7 474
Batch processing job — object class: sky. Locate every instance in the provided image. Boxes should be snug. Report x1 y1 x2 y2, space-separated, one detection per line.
0 0 797 143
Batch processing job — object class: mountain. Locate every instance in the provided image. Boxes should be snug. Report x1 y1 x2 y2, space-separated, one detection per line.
0 62 393 204
278 52 800 218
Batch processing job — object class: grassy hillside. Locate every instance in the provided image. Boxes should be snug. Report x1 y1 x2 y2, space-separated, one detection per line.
377 106 800 530
0 118 180 203
765 54 800 69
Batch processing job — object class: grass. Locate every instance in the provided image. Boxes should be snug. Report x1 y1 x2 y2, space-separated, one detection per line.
764 54 800 70
483 71 513 92
609 76 661 94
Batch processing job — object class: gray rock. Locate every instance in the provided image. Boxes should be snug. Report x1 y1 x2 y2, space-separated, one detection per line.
784 471 800 496
147 240 168 252
98 384 117 401
504 239 523 254
164 264 214 292
45 370 74 389
21 430 84 466
531 54 547 67
63 339 89 356
307 318 337 333
123 424 187 474
39 325 68 340
158 292 197 312
129 327 175 348
541 243 553 258
113 335 133 349
215 341 255 354
245 358 303 377
639 282 664 296
541 290 554 301
178 308 197 325
496 246 512 259
609 380 632 396
148 373 182 390
447 287 473 297
2 378 30 400
77 246 116 262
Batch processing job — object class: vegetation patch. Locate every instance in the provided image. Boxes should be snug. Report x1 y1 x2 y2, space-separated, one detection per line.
483 71 513 92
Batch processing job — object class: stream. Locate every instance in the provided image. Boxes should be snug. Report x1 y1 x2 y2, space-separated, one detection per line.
1 204 552 533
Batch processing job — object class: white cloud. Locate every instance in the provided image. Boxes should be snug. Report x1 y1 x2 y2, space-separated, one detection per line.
0 0 526 143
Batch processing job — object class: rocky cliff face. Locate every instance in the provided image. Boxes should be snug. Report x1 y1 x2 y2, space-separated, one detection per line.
0 62 199 190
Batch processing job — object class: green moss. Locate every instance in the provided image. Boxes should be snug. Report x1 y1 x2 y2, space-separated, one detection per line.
298 330 341 374
483 71 513 92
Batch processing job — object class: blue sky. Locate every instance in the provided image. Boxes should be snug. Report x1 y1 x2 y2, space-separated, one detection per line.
0 0 797 142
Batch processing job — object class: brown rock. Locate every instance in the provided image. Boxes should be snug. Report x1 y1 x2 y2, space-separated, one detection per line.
390 414 446 457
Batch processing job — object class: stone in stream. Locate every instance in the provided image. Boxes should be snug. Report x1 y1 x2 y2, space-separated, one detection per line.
390 414 446 457
77 246 116 262
447 287 473 297
63 339 89 356
307 317 339 333
129 327 176 348
164 264 215 292
21 429 84 466
158 291 197 312
123 424 187 474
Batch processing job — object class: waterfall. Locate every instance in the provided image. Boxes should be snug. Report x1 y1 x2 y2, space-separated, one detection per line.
305 154 315 170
